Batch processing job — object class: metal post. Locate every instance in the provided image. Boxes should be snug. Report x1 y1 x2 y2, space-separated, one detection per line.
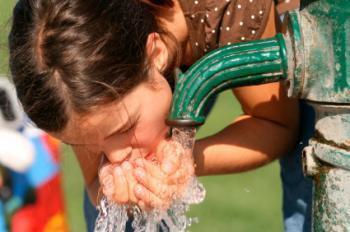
286 1 350 230
167 0 350 230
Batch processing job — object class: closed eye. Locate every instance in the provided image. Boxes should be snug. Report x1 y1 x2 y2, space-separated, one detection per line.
105 114 140 139
118 122 136 134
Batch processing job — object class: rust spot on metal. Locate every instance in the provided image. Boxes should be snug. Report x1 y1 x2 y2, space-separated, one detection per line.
314 130 350 151
313 160 332 185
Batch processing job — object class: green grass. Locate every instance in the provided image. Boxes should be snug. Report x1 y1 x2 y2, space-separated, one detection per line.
0 0 15 75
188 91 282 232
1 2 283 231
61 146 86 232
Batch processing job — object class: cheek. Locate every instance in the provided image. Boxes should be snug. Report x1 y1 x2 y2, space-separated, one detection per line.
131 115 169 153
132 124 168 148
132 86 172 151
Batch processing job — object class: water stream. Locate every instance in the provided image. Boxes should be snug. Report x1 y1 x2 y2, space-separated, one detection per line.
94 127 206 232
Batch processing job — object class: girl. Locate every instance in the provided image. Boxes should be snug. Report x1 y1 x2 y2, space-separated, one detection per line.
9 0 308 231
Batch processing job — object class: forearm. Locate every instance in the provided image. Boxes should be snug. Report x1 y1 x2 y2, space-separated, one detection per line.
194 114 298 176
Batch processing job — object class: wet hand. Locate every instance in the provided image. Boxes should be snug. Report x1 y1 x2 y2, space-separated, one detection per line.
99 161 138 205
98 140 195 209
132 140 195 210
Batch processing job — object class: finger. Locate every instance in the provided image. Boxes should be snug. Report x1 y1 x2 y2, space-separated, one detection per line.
137 200 146 210
105 146 132 163
168 157 195 185
135 158 167 180
100 174 114 198
154 140 168 162
121 161 138 203
133 158 145 168
99 163 114 178
134 184 169 209
160 153 181 175
134 167 175 200
112 166 129 204
135 157 192 187
158 141 184 175
99 164 115 198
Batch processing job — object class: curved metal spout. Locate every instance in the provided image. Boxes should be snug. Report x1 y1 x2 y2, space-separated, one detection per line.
167 34 289 127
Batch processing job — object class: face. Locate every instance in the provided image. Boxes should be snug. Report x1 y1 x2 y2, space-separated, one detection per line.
53 72 173 163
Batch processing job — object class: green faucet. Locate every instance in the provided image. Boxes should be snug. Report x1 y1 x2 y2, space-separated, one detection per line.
167 0 350 230
166 34 289 127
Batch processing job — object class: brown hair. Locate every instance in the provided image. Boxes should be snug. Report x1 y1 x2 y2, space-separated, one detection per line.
9 0 178 132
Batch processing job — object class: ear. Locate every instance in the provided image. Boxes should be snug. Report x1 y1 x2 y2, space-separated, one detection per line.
146 33 169 73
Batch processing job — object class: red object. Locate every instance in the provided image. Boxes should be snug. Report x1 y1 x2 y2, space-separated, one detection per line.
11 175 68 232
42 134 61 163
11 135 69 232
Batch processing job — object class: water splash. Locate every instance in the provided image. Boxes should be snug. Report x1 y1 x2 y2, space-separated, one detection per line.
94 127 206 232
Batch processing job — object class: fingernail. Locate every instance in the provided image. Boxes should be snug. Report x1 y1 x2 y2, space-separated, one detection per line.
162 161 174 174
134 168 146 179
103 184 114 196
103 188 113 197
115 167 123 175
138 200 146 209
126 147 132 153
135 159 144 167
102 175 114 196
135 184 144 195
122 161 132 170
102 175 113 185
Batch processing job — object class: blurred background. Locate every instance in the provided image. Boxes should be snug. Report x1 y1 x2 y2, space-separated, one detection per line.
0 1 282 231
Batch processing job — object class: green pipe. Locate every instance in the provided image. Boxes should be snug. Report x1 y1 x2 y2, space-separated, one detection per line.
167 34 289 127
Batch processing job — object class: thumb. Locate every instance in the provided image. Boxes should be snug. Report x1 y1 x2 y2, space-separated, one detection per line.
158 141 183 175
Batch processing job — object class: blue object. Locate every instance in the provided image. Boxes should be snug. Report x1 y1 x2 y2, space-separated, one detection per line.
279 101 314 232
83 191 98 232
25 135 58 187
0 202 7 232
9 171 29 200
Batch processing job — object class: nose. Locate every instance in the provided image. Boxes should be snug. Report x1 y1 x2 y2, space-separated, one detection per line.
104 146 132 163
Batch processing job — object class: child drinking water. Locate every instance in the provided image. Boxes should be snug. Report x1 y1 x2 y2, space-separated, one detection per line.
9 0 310 231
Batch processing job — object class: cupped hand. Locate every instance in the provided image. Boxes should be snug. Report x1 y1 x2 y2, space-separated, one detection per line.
99 161 138 205
132 140 195 210
98 140 195 210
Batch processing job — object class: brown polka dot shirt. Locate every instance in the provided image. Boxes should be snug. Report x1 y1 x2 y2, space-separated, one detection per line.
178 0 272 61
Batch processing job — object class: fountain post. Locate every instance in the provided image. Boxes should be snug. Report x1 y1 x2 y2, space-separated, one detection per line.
167 1 350 230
